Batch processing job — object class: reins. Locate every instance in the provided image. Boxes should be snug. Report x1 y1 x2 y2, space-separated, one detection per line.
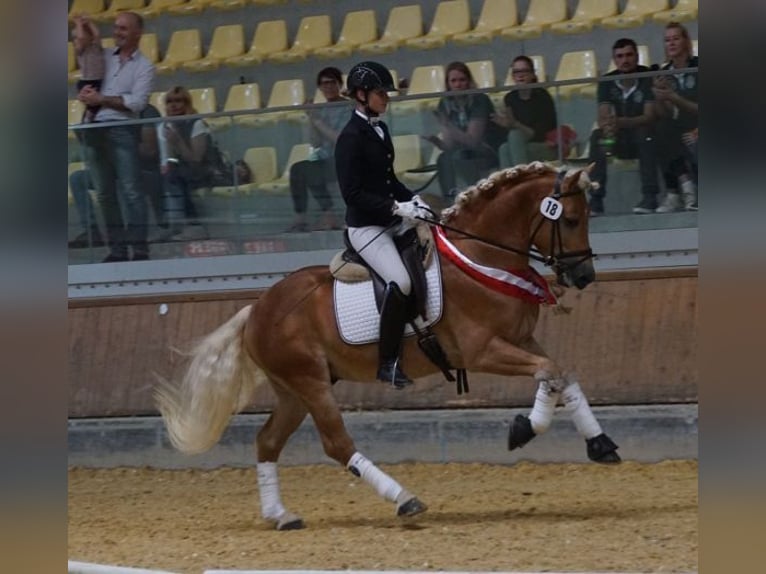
418 169 594 272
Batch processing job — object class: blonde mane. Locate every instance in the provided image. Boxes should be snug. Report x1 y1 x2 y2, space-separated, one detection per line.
441 161 587 223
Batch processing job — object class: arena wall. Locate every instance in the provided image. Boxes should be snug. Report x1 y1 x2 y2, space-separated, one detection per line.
68 268 697 418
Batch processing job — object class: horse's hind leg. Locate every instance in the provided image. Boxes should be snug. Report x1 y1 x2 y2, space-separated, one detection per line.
255 384 309 530
561 374 620 463
303 384 427 519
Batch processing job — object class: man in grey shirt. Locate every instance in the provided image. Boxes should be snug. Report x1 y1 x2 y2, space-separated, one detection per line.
77 11 155 262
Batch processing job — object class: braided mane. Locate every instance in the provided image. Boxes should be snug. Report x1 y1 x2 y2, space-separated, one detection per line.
441 161 561 223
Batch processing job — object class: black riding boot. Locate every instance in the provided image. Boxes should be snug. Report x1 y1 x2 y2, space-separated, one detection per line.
377 282 413 389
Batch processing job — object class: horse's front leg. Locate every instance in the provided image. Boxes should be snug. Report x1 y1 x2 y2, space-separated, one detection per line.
507 338 621 463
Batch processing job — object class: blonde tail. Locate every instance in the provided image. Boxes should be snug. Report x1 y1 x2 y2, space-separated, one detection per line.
154 304 266 454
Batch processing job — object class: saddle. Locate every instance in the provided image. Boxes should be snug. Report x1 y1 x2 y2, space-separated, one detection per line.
330 223 468 394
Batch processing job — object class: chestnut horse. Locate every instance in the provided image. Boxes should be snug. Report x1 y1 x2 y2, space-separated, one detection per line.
156 162 619 531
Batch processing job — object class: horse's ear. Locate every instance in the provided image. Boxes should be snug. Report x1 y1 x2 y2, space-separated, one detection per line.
585 162 596 174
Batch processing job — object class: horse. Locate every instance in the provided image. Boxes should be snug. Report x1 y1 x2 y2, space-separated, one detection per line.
156 161 619 531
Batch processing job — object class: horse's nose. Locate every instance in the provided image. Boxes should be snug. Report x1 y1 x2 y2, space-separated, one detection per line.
573 261 595 289
574 273 594 289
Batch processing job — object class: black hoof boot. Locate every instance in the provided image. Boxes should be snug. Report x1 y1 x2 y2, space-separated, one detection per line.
508 414 536 451
377 361 413 389
586 433 621 464
396 495 428 517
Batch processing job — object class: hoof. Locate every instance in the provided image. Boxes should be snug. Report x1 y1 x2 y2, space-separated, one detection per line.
396 490 428 517
508 414 536 451
586 433 621 464
275 511 305 531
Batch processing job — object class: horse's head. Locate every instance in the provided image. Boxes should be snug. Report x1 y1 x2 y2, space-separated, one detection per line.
529 165 596 290
441 162 596 290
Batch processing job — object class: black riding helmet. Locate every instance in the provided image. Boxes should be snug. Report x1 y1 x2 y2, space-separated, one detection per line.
346 61 396 95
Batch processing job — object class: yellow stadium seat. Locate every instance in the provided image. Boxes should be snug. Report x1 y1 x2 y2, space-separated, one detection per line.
210 0 246 11
607 45 652 70
256 143 311 193
502 55 546 85
189 87 217 114
225 20 288 67
553 50 598 99
69 0 105 18
467 60 496 89
92 0 145 23
268 15 332 64
166 0 214 15
155 29 202 74
406 0 471 50
358 4 423 55
138 0 186 18
550 0 618 35
453 0 519 45
601 0 669 29
101 37 115 50
399 145 442 188
182 24 244 72
68 43 78 83
252 0 287 5
68 100 85 139
211 146 278 196
250 79 307 126
692 39 698 56
392 135 423 176
138 33 159 64
395 65 444 113
314 10 377 59
224 83 263 127
652 0 698 23
500 0 567 40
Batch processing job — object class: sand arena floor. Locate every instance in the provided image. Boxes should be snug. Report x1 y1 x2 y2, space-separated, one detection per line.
69 460 697 573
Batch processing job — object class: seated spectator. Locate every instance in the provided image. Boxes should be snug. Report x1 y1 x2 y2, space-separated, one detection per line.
587 38 660 216
423 61 500 198
286 67 348 232
158 86 212 241
653 21 699 213
235 159 252 184
492 55 558 168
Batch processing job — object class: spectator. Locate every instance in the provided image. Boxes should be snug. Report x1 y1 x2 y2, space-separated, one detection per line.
654 22 699 213
77 11 155 262
157 86 212 241
492 55 558 168
424 61 500 199
71 14 105 123
235 159 252 185
68 104 164 249
286 67 349 232
587 38 660 216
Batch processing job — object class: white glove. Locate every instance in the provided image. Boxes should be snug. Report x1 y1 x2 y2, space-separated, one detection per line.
392 198 431 222
412 194 431 212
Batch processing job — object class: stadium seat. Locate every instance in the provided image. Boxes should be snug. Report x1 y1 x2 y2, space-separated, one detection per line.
68 0 105 18
399 145 442 189
692 39 698 56
225 20 288 67
68 43 78 82
467 60 496 89
252 0 287 5
138 0 186 18
256 144 311 193
406 0 471 51
391 135 423 177
601 0 669 29
395 65 445 113
500 0 567 40
68 99 85 139
138 33 159 64
149 91 167 116
92 0 145 23
313 10 377 59
167 0 215 16
268 15 332 64
358 4 423 55
211 146 278 196
452 0 519 45
250 79 307 126
224 83 263 127
553 50 598 99
155 28 202 74
550 0 618 35
210 0 246 11
182 24 244 73
652 0 698 23
607 45 652 70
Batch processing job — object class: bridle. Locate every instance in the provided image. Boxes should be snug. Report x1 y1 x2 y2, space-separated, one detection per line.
426 169 595 276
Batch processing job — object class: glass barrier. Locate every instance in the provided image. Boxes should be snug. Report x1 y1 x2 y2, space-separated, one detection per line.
68 67 698 266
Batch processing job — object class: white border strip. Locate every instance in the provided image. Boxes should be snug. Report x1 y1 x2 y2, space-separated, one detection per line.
68 561 180 574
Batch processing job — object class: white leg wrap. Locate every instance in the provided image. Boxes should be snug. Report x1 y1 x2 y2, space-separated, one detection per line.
528 381 560 435
256 462 286 520
347 452 403 503
562 381 602 439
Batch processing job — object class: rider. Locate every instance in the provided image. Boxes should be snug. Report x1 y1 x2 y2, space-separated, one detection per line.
335 61 431 389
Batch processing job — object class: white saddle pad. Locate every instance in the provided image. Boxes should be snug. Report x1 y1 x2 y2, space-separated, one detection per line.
333 253 443 345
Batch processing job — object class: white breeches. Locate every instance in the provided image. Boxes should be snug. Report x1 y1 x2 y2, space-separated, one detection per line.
347 224 412 296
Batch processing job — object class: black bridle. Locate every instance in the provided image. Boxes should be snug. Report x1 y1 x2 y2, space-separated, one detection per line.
422 169 594 276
